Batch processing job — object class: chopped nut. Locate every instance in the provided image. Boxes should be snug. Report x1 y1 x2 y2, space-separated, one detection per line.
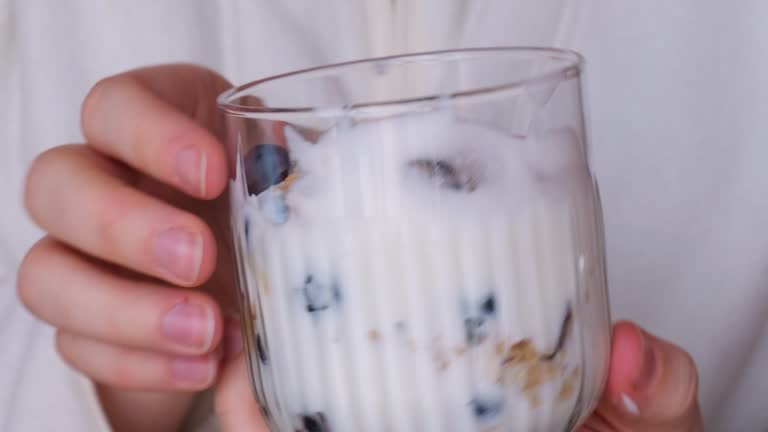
557 366 581 402
275 173 299 192
257 271 270 296
523 364 544 391
557 376 575 402
433 352 450 372
523 362 559 392
502 339 537 365
495 341 506 356
498 337 574 407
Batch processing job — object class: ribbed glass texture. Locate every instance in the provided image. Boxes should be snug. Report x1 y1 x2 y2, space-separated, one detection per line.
219 48 611 432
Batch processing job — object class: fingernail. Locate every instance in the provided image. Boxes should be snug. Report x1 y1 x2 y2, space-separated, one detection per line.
620 393 640 415
634 329 657 391
161 301 214 350
224 318 243 361
176 147 207 195
154 228 202 283
170 356 215 386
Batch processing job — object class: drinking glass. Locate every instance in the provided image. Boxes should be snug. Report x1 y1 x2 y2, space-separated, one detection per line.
218 47 611 432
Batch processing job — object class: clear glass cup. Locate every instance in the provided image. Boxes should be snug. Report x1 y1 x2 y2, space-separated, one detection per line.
218 47 611 432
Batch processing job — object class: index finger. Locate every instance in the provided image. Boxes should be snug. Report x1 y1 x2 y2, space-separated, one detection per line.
81 64 232 199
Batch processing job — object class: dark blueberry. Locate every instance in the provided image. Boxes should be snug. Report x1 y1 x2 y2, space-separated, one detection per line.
463 293 497 346
244 144 291 196
469 396 505 421
256 334 268 364
303 275 342 313
480 293 496 316
407 159 476 192
243 216 251 240
299 412 329 432
464 317 489 346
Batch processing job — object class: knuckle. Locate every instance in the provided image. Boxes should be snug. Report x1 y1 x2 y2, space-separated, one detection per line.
81 77 114 129
54 331 81 371
55 331 141 388
23 146 66 219
680 349 697 373
660 347 700 420
679 351 700 408
81 74 137 136
24 144 86 225
104 352 141 388
93 184 135 244
16 237 55 314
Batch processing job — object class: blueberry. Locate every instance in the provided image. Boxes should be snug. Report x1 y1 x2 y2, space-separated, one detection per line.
480 293 496 316
298 412 329 432
465 317 489 346
407 159 476 192
256 334 268 364
303 275 342 313
464 293 497 346
244 144 291 196
469 396 505 421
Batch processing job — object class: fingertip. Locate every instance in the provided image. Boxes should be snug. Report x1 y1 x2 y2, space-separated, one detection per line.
603 323 700 423
169 353 221 390
169 129 228 200
151 217 217 288
199 293 225 353
200 138 229 200
194 224 219 285
157 291 224 355
204 298 225 354
606 321 644 396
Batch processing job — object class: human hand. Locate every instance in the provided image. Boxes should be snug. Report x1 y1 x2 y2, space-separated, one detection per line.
18 64 237 432
578 322 702 431
213 322 702 432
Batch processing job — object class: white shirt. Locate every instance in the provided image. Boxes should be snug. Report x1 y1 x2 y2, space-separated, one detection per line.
1 1 767 431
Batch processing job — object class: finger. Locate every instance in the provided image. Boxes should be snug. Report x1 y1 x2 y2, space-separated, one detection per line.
96 388 197 432
56 330 220 391
24 145 216 286
81 64 231 199
597 321 702 430
222 315 244 362
17 236 222 355
215 353 269 432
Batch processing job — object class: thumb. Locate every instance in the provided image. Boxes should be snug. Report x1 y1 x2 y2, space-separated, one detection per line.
213 322 269 432
598 321 702 430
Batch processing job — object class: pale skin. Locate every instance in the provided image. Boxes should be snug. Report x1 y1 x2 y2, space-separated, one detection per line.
18 65 703 432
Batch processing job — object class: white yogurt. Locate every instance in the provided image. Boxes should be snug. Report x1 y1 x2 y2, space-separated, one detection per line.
230 111 605 432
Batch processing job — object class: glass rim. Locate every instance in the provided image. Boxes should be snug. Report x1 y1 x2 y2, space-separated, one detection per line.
217 46 584 117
